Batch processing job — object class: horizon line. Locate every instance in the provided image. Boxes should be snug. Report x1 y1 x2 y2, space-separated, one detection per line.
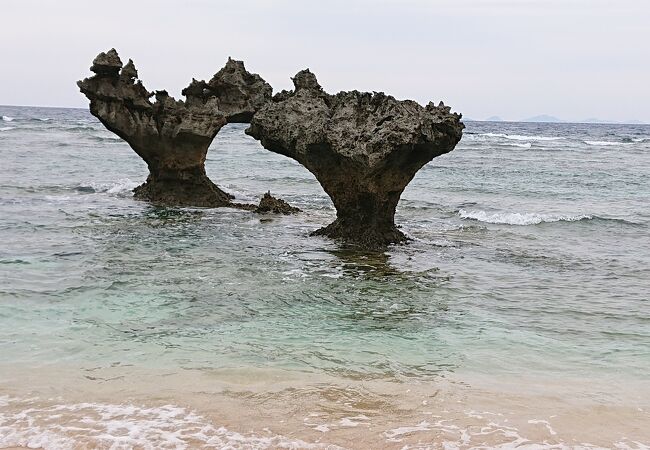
2 103 648 126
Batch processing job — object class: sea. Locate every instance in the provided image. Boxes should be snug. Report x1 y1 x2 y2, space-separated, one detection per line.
0 105 649 449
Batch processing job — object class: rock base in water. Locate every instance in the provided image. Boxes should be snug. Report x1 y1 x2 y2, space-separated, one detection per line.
310 219 408 247
133 172 234 207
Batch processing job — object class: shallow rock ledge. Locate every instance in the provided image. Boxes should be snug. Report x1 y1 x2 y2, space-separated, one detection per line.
246 70 464 247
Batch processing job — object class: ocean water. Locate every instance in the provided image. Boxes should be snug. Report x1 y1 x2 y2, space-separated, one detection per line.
0 105 649 449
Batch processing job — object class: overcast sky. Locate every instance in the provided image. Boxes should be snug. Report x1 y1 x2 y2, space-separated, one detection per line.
1 0 648 122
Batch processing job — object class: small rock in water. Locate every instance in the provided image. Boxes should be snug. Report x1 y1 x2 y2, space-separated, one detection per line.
255 191 300 215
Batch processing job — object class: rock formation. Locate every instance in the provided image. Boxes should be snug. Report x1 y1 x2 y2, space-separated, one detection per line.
255 191 301 214
182 58 272 123
78 49 272 207
247 70 464 247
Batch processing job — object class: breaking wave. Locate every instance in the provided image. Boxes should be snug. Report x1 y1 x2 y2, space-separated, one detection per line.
480 133 564 141
61 125 100 132
0 127 15 132
1 115 14 122
75 179 140 195
584 140 633 146
459 209 592 225
503 142 532 149
0 396 338 450
91 133 123 142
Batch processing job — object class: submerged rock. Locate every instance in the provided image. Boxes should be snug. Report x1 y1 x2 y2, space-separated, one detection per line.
246 70 464 247
78 49 272 207
255 192 301 214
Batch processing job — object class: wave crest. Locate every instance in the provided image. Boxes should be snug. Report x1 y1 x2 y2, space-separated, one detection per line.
76 179 140 195
458 209 592 226
584 140 633 146
480 133 564 141
1 115 14 122
505 142 532 149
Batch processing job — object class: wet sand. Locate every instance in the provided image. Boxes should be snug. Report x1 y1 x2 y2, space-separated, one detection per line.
1 364 648 448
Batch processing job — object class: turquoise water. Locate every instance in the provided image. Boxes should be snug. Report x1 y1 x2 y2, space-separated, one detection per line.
1 106 650 447
1 105 649 381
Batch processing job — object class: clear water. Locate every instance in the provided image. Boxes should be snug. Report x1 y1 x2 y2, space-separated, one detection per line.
1 105 649 448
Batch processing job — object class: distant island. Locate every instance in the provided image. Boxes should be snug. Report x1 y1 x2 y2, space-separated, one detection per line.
472 114 647 125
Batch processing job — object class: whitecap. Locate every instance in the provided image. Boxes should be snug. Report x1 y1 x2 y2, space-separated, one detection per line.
584 140 633 146
77 178 139 195
504 142 532 149
480 133 564 141
0 126 15 132
93 133 123 141
458 209 592 226
1 115 14 122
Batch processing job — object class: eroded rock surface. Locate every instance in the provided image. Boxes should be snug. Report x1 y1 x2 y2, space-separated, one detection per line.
183 58 272 123
78 49 272 207
247 70 464 247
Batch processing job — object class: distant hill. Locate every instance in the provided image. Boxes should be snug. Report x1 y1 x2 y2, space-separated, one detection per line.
522 114 564 123
464 113 647 125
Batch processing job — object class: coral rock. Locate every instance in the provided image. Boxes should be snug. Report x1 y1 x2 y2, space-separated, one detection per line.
247 70 464 247
183 57 272 123
78 49 272 207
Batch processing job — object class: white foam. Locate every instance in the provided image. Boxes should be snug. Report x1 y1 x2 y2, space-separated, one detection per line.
106 179 140 194
384 420 431 441
0 396 340 449
480 133 564 141
584 140 632 146
528 419 557 436
80 178 140 195
1 115 14 122
458 209 592 226
0 126 15 132
94 133 123 141
506 142 532 149
339 415 370 427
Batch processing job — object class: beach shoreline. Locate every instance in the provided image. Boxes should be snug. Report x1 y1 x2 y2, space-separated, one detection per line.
2 363 648 448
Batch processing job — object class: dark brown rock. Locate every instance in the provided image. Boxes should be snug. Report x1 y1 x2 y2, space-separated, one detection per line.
78 49 272 207
246 70 464 247
255 192 301 214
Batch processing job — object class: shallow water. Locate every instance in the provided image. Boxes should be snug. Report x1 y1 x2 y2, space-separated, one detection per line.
1 105 649 448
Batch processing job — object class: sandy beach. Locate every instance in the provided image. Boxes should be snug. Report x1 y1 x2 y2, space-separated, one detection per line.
2 363 649 448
